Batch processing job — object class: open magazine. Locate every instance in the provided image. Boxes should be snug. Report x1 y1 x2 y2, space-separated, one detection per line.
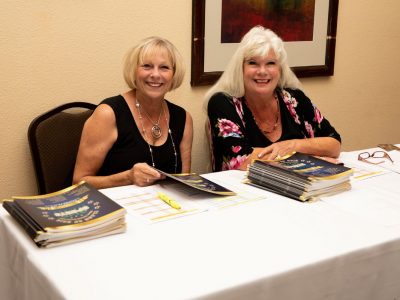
155 168 236 196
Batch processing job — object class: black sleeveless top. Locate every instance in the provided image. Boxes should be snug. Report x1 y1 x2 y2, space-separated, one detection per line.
97 95 186 175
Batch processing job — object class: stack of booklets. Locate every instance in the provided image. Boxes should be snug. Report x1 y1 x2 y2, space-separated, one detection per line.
2 181 126 248
246 152 353 201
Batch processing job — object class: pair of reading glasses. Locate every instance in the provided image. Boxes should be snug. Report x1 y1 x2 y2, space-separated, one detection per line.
358 151 394 165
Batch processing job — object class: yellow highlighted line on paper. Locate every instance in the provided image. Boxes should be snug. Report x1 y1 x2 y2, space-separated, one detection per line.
151 209 199 221
354 171 383 180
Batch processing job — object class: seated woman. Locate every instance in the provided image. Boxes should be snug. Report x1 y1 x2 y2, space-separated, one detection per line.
73 36 193 188
206 26 341 171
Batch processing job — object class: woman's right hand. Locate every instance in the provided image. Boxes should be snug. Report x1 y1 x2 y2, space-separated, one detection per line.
257 140 298 160
130 163 164 186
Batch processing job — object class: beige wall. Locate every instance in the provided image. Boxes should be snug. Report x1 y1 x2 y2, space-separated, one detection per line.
1 0 399 199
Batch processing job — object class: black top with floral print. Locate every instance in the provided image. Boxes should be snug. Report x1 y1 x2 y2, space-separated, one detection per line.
207 88 341 171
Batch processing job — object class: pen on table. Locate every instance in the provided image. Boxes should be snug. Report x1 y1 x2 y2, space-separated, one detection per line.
157 192 181 210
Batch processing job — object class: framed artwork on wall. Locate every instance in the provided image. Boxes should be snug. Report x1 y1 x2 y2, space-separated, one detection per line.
191 0 339 86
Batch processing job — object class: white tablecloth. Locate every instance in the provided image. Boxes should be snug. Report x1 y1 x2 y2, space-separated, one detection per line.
1 149 400 299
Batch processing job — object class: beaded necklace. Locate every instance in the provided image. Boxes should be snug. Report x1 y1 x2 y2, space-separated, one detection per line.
135 99 178 173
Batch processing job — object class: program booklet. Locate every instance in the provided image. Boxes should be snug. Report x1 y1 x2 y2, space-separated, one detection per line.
2 181 126 248
155 169 236 196
246 152 353 201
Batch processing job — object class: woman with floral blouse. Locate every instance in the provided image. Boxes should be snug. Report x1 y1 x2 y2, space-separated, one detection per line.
206 26 341 172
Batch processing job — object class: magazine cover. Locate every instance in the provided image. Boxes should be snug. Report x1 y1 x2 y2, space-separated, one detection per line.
3 181 127 247
155 169 236 196
9 181 126 232
254 152 353 180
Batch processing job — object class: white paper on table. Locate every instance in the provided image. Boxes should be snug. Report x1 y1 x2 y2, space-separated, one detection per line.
101 185 205 224
100 175 265 223
377 150 400 173
339 153 389 180
339 151 398 180
320 186 400 226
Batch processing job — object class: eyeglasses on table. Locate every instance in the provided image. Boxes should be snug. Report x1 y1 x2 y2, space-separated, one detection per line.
358 150 394 165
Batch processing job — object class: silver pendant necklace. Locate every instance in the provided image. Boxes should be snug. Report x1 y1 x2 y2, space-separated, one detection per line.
135 99 178 173
136 100 163 139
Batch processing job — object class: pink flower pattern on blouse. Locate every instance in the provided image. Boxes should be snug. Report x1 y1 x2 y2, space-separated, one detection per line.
304 121 314 138
280 89 324 137
222 155 248 171
232 145 242 153
232 97 245 126
313 104 324 124
217 118 243 138
281 90 301 125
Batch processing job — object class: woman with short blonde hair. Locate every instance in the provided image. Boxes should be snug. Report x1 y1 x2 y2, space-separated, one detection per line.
74 36 193 188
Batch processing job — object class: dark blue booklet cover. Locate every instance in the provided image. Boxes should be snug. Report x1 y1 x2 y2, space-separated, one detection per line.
155 169 236 196
3 181 126 247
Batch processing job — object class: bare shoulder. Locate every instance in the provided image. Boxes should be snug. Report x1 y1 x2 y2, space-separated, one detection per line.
91 103 116 121
185 110 193 122
82 103 117 139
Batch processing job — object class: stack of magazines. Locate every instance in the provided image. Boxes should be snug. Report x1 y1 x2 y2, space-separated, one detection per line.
2 181 126 248
246 152 353 201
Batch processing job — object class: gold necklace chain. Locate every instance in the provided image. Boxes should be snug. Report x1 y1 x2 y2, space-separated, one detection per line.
135 100 178 173
250 94 280 134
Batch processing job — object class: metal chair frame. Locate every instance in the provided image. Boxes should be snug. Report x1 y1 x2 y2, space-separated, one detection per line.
28 102 96 194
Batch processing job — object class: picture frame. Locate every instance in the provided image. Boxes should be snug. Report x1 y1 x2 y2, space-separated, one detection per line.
191 0 339 86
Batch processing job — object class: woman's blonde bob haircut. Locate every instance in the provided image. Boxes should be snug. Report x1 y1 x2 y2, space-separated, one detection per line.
205 26 300 101
123 36 185 91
